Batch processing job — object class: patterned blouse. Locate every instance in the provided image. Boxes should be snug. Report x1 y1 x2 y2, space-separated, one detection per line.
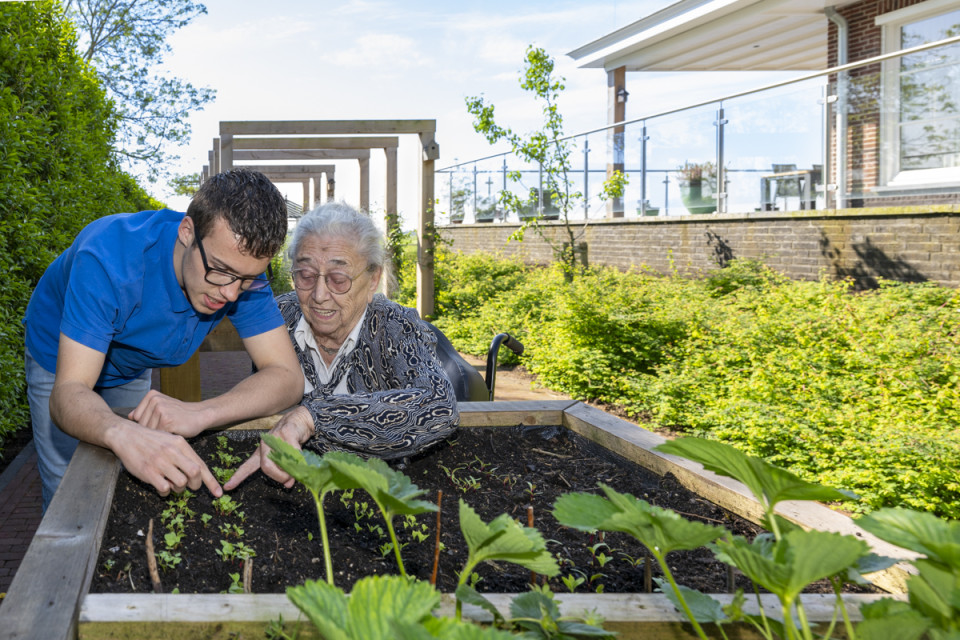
276 292 459 459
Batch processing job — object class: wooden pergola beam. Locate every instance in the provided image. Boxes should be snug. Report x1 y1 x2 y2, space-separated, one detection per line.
220 120 435 136
208 119 437 319
227 136 399 151
233 149 370 161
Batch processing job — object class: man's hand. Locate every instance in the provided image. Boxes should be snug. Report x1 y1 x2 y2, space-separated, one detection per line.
106 421 222 498
224 406 314 490
128 389 211 437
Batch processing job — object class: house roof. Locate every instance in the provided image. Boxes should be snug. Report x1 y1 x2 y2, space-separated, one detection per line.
567 0 856 72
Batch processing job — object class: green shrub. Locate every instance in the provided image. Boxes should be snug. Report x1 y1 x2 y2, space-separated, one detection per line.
0 1 160 456
422 251 960 519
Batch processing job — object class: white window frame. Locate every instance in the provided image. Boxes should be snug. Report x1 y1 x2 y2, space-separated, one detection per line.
877 0 960 188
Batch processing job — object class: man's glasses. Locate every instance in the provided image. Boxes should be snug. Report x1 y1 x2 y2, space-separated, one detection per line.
292 268 357 295
196 236 272 291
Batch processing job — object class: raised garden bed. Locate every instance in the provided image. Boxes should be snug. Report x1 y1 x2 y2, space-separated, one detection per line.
0 401 912 639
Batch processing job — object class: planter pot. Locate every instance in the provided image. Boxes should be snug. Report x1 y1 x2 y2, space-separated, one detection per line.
0 402 913 640
639 207 659 216
679 180 716 214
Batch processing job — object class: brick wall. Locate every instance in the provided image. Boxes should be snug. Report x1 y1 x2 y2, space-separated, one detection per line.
440 206 960 289
827 0 949 204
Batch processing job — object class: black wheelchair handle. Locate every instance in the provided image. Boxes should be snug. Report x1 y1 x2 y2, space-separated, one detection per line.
485 333 525 401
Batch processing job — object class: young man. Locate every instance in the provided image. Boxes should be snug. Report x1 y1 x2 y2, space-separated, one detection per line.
23 169 304 511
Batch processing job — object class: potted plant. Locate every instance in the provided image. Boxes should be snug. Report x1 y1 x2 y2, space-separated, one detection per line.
676 161 717 214
475 195 498 223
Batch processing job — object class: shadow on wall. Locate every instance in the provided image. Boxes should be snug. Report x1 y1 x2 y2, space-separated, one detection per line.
705 231 734 267
819 231 927 290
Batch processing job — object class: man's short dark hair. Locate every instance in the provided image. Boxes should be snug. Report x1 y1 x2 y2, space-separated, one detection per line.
187 169 287 258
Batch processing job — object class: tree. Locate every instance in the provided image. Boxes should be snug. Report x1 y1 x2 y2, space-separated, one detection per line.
466 46 626 280
169 172 201 198
62 0 215 180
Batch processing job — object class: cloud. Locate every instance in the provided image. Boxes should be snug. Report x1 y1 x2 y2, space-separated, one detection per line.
327 33 429 69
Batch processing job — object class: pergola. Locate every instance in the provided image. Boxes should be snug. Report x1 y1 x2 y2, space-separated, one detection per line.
202 120 439 317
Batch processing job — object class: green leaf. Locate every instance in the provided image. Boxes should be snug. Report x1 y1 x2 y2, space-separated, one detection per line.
655 437 855 513
857 598 931 640
286 579 350 640
714 529 868 603
508 588 561 622
459 500 559 577
327 453 437 518
905 559 959 629
263 434 353 497
454 584 504 626
552 484 726 556
654 578 729 624
858 508 960 569
287 575 441 640
346 575 441 640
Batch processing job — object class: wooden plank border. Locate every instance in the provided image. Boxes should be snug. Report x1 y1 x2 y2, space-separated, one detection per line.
0 444 120 639
78 592 896 639
561 403 916 593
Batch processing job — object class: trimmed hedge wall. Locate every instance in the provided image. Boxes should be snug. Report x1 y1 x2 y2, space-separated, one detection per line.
0 1 161 455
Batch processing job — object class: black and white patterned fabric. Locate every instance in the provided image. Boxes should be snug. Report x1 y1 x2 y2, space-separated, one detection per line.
276 292 459 459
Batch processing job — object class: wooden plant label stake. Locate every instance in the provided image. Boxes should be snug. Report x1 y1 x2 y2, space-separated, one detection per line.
145 519 162 594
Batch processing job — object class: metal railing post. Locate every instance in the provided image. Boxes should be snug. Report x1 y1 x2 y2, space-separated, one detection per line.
472 164 478 215
538 162 544 216
640 124 649 215
715 105 728 213
822 87 837 209
583 138 590 218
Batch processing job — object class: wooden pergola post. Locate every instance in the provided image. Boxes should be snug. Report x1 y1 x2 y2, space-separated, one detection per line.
606 66 627 218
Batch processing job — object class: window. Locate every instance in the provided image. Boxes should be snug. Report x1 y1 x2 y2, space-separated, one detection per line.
878 1 960 187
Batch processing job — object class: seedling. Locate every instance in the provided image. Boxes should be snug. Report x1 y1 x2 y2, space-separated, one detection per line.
217 539 256 563
219 522 244 539
323 452 437 578
226 572 243 594
263 435 360 584
561 572 585 592
588 542 613 568
212 494 240 517
163 530 183 550
156 549 181 572
212 466 233 484
453 499 558 620
200 513 213 527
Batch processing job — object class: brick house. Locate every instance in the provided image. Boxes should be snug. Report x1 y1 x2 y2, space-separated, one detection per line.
568 0 960 211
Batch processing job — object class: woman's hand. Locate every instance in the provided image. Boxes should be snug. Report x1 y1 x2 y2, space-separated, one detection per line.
223 406 315 490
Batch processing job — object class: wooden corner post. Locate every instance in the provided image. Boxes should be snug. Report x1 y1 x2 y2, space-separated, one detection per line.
418 132 438 320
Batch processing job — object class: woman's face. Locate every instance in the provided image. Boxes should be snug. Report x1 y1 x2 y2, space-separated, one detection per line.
293 234 381 345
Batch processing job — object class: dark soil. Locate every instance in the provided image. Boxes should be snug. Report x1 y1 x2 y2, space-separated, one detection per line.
92 426 874 597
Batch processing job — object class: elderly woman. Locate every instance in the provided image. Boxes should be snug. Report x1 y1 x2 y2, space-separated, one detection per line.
226 202 458 489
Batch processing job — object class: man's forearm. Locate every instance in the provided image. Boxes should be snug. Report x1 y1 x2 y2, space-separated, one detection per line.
50 380 135 449
190 364 303 429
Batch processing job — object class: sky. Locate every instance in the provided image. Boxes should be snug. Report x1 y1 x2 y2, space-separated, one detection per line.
157 0 799 224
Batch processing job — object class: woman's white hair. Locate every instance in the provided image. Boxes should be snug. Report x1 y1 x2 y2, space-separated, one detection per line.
288 202 392 285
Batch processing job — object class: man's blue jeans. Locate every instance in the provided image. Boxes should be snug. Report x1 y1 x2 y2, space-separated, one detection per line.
25 348 151 512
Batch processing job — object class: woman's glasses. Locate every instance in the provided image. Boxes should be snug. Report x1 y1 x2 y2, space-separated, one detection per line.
292 268 356 294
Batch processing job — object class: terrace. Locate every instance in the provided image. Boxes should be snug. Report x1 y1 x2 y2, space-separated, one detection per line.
437 3 959 224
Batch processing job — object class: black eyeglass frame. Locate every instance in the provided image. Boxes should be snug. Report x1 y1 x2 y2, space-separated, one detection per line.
195 236 273 291
291 268 361 295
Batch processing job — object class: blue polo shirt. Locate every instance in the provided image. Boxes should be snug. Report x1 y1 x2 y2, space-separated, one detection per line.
24 209 283 388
